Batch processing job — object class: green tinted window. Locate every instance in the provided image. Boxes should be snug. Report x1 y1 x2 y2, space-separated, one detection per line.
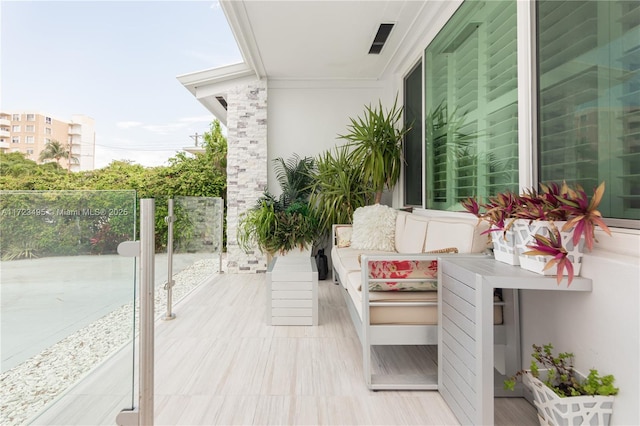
424 0 519 211
537 0 640 220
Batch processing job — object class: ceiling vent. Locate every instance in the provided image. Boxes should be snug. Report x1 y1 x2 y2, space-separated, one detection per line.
216 96 228 110
368 23 395 54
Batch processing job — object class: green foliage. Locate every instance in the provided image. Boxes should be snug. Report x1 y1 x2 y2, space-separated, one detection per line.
1 241 42 261
504 343 619 397
237 155 319 255
0 120 227 256
273 154 314 207
338 96 410 204
39 139 78 166
309 146 371 234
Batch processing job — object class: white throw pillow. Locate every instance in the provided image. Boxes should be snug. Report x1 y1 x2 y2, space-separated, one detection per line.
350 204 397 252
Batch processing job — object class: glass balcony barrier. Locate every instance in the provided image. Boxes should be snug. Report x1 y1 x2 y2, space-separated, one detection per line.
0 191 223 425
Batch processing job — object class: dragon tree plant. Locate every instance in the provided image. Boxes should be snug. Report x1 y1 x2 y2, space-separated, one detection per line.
338 96 411 204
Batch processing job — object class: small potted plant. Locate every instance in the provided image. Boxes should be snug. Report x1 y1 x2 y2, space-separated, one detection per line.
461 190 521 265
505 343 618 426
237 155 320 257
515 182 611 284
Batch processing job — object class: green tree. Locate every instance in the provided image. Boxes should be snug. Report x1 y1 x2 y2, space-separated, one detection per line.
39 139 78 170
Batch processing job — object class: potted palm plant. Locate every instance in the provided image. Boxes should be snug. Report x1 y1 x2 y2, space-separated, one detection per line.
505 343 618 426
308 146 372 235
237 154 320 256
338 96 410 205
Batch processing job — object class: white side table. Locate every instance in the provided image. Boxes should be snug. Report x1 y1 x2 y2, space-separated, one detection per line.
437 257 592 425
266 255 318 326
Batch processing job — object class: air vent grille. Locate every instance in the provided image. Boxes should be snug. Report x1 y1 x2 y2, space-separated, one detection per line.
216 96 228 110
368 23 394 54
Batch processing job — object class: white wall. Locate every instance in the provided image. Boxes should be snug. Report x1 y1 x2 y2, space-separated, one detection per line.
266 80 385 195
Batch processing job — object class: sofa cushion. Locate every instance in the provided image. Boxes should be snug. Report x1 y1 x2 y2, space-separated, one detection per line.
395 215 429 253
424 220 475 253
331 247 390 288
350 204 397 252
362 259 438 291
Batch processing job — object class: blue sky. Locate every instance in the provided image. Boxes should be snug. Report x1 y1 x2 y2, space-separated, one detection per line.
1 0 242 168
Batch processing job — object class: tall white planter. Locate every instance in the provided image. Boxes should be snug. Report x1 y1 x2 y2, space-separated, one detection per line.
523 370 615 426
276 245 312 261
514 220 585 277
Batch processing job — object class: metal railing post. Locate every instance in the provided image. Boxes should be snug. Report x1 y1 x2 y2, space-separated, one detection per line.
139 198 155 426
219 199 224 273
115 198 155 426
163 198 176 320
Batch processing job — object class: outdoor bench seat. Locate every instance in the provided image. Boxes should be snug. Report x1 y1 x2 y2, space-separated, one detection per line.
330 206 513 390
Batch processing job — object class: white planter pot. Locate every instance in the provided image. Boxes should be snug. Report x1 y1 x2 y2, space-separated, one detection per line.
491 229 520 265
514 220 585 278
523 370 615 426
276 245 312 263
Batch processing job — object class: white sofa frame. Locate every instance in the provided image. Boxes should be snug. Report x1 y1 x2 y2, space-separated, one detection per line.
332 226 514 391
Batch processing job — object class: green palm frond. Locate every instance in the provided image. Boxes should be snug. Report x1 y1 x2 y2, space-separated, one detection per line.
338 95 410 203
273 154 315 207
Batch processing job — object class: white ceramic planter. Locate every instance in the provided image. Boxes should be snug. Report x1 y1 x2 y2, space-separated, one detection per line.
514 220 585 278
490 229 520 265
523 370 615 426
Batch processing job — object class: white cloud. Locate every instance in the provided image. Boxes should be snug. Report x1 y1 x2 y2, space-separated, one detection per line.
142 122 189 135
179 115 214 124
116 121 142 129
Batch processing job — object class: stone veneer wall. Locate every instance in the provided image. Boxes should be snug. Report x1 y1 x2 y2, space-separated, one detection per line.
225 80 269 274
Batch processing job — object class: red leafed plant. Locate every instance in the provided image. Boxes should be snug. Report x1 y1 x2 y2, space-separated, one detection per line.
461 190 521 234
523 225 575 285
557 182 612 251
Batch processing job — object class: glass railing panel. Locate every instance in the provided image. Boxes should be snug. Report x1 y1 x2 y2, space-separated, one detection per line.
166 197 223 303
0 190 137 425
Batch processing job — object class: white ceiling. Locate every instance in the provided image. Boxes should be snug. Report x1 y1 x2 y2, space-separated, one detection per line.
222 1 437 81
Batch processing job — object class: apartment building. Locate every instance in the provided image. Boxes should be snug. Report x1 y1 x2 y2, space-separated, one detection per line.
0 111 96 171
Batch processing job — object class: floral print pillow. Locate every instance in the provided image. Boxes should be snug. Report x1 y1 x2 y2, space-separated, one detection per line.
366 259 438 291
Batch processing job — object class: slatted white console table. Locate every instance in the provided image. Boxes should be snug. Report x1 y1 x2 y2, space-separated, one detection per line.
266 255 318 326
437 257 592 425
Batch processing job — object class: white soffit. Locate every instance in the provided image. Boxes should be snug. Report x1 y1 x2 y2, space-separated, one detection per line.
222 0 430 81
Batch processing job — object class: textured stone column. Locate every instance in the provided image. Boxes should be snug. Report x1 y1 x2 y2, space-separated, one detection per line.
225 80 268 274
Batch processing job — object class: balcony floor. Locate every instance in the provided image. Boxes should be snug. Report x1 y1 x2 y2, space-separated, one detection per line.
31 272 537 425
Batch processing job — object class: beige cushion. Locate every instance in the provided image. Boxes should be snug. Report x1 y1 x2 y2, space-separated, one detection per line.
424 220 475 253
395 216 428 253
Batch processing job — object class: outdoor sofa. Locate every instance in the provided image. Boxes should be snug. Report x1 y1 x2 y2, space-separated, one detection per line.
331 204 513 390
